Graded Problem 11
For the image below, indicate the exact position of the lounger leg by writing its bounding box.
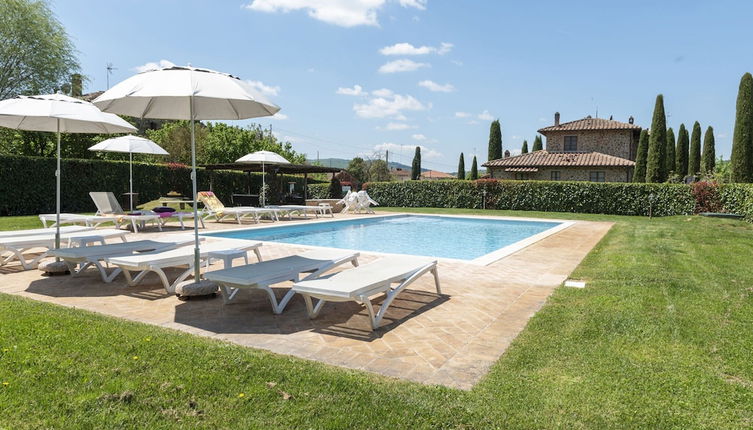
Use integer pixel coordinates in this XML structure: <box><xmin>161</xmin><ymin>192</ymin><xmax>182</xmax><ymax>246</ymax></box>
<box><xmin>302</xmin><ymin>294</ymin><xmax>327</xmax><ymax>318</ymax></box>
<box><xmin>357</xmin><ymin>295</ymin><xmax>381</xmax><ymax>330</ymax></box>
<box><xmin>431</xmin><ymin>267</ymin><xmax>442</xmax><ymax>295</ymax></box>
<box><xmin>258</xmin><ymin>285</ymin><xmax>288</xmax><ymax>314</ymax></box>
<box><xmin>253</xmin><ymin>248</ymin><xmax>262</xmax><ymax>262</ymax></box>
<box><xmin>219</xmin><ymin>284</ymin><xmax>239</xmax><ymax>303</ymax></box>
<box><xmin>199</xmin><ymin>217</ymin><xmax>205</xmax><ymax>229</ymax></box>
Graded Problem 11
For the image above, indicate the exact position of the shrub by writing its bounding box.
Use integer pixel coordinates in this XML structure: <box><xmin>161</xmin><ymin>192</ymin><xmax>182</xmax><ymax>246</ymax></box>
<box><xmin>690</xmin><ymin>181</ymin><xmax>722</xmax><ymax>213</ymax></box>
<box><xmin>306</xmin><ymin>183</ymin><xmax>330</xmax><ymax>199</ymax></box>
<box><xmin>363</xmin><ymin>180</ymin><xmax>696</xmax><ymax>217</ymax></box>
<box><xmin>327</xmin><ymin>177</ymin><xmax>342</xmax><ymax>199</ymax></box>
<box><xmin>719</xmin><ymin>183</ymin><xmax>753</xmax><ymax>220</ymax></box>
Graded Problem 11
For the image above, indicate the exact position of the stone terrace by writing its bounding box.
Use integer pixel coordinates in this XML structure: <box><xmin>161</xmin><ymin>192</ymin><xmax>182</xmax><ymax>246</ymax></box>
<box><xmin>0</xmin><ymin>212</ymin><xmax>611</xmax><ymax>389</ymax></box>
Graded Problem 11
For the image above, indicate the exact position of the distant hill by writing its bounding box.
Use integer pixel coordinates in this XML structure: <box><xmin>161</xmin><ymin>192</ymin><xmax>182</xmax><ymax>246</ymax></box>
<box><xmin>308</xmin><ymin>158</ymin><xmax>426</xmax><ymax>172</ymax></box>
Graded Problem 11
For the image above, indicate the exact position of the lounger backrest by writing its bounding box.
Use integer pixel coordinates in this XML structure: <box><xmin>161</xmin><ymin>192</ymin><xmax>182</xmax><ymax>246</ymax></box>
<box><xmin>197</xmin><ymin>191</ymin><xmax>226</xmax><ymax>214</ymax></box>
<box><xmin>90</xmin><ymin>192</ymin><xmax>125</xmax><ymax>215</ymax></box>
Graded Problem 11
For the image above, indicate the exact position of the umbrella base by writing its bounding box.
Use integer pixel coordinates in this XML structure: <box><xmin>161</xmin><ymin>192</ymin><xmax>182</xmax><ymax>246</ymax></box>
<box><xmin>39</xmin><ymin>260</ymin><xmax>70</xmax><ymax>276</ymax></box>
<box><xmin>175</xmin><ymin>280</ymin><xmax>218</xmax><ymax>300</ymax></box>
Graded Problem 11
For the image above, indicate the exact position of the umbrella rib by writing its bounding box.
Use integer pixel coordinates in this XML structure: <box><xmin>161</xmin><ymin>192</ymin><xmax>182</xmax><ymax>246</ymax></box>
<box><xmin>225</xmin><ymin>99</ymin><xmax>240</xmax><ymax>120</ymax></box>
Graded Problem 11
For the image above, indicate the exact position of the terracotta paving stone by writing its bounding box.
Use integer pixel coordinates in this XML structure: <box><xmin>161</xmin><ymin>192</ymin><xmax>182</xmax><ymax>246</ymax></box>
<box><xmin>0</xmin><ymin>211</ymin><xmax>611</xmax><ymax>389</ymax></box>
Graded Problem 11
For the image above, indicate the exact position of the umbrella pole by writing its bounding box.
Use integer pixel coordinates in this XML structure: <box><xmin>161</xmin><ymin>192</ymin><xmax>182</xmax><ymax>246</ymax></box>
<box><xmin>129</xmin><ymin>151</ymin><xmax>133</xmax><ymax>211</ymax></box>
<box><xmin>190</xmin><ymin>98</ymin><xmax>201</xmax><ymax>282</ymax></box>
<box><xmin>55</xmin><ymin>119</ymin><xmax>61</xmax><ymax>253</ymax></box>
<box><xmin>262</xmin><ymin>162</ymin><xmax>265</xmax><ymax>206</ymax></box>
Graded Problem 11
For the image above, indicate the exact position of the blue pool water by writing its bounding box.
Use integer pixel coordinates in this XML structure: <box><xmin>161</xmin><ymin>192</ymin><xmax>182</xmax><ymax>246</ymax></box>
<box><xmin>206</xmin><ymin>215</ymin><xmax>562</xmax><ymax>261</ymax></box>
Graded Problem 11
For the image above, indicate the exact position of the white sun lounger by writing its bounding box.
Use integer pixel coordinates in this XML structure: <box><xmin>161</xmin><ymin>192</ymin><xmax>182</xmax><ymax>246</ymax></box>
<box><xmin>0</xmin><ymin>225</ymin><xmax>92</xmax><ymax>239</ymax></box>
<box><xmin>197</xmin><ymin>191</ymin><xmax>279</xmax><ymax>224</ymax></box>
<box><xmin>0</xmin><ymin>228</ymin><xmax>129</xmax><ymax>270</ymax></box>
<box><xmin>204</xmin><ymin>249</ymin><xmax>360</xmax><ymax>314</ymax></box>
<box><xmin>38</xmin><ymin>213</ymin><xmax>122</xmax><ymax>228</ymax></box>
<box><xmin>265</xmin><ymin>205</ymin><xmax>333</xmax><ymax>219</ymax></box>
<box><xmin>90</xmin><ymin>192</ymin><xmax>167</xmax><ymax>232</ymax></box>
<box><xmin>106</xmin><ymin>239</ymin><xmax>263</xmax><ymax>294</ymax></box>
<box><xmin>292</xmin><ymin>256</ymin><xmax>441</xmax><ymax>330</ymax></box>
<box><xmin>49</xmin><ymin>236</ymin><xmax>196</xmax><ymax>282</ymax></box>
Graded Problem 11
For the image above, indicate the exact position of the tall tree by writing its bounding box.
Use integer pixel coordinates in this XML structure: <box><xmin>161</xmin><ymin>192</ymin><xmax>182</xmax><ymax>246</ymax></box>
<box><xmin>487</xmin><ymin>120</ymin><xmax>502</xmax><ymax>161</ymax></box>
<box><xmin>702</xmin><ymin>126</ymin><xmax>716</xmax><ymax>175</ymax></box>
<box><xmin>645</xmin><ymin>94</ymin><xmax>668</xmax><ymax>182</ymax></box>
<box><xmin>470</xmin><ymin>156</ymin><xmax>478</xmax><ymax>180</ymax></box>
<box><xmin>346</xmin><ymin>157</ymin><xmax>368</xmax><ymax>184</ymax></box>
<box><xmin>689</xmin><ymin>121</ymin><xmax>702</xmax><ymax>176</ymax></box>
<box><xmin>532</xmin><ymin>135</ymin><xmax>543</xmax><ymax>151</ymax></box>
<box><xmin>0</xmin><ymin>0</ymin><xmax>79</xmax><ymax>99</ymax></box>
<box><xmin>521</xmin><ymin>140</ymin><xmax>528</xmax><ymax>154</ymax></box>
<box><xmin>665</xmin><ymin>127</ymin><xmax>676</xmax><ymax>175</ymax></box>
<box><xmin>411</xmin><ymin>146</ymin><xmax>421</xmax><ymax>180</ymax></box>
<box><xmin>633</xmin><ymin>129</ymin><xmax>649</xmax><ymax>183</ymax></box>
<box><xmin>457</xmin><ymin>152</ymin><xmax>466</xmax><ymax>179</ymax></box>
<box><xmin>676</xmin><ymin>124</ymin><xmax>689</xmax><ymax>178</ymax></box>
<box><xmin>731</xmin><ymin>73</ymin><xmax>753</xmax><ymax>182</ymax></box>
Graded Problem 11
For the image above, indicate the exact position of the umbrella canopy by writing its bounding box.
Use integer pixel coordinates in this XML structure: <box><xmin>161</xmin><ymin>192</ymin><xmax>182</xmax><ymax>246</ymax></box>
<box><xmin>93</xmin><ymin>66</ymin><xmax>281</xmax><ymax>285</ymax></box>
<box><xmin>236</xmin><ymin>151</ymin><xmax>290</xmax><ymax>206</ymax></box>
<box><xmin>0</xmin><ymin>93</ymin><xmax>136</xmax><ymax>254</ymax></box>
<box><xmin>89</xmin><ymin>135</ymin><xmax>169</xmax><ymax>211</ymax></box>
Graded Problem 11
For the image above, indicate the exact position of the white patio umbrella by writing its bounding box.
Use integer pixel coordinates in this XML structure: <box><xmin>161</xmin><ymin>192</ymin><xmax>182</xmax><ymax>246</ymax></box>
<box><xmin>88</xmin><ymin>135</ymin><xmax>169</xmax><ymax>211</ymax></box>
<box><xmin>93</xmin><ymin>66</ymin><xmax>280</xmax><ymax>286</ymax></box>
<box><xmin>236</xmin><ymin>150</ymin><xmax>290</xmax><ymax>205</ymax></box>
<box><xmin>0</xmin><ymin>93</ymin><xmax>136</xmax><ymax>255</ymax></box>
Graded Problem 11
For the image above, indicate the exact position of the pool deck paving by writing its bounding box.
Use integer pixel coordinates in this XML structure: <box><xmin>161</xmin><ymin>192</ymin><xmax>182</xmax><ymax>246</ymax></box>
<box><xmin>0</xmin><ymin>211</ymin><xmax>612</xmax><ymax>389</ymax></box>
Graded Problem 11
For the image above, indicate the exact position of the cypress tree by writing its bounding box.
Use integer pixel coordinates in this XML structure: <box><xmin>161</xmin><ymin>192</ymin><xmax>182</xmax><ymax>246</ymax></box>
<box><xmin>645</xmin><ymin>94</ymin><xmax>668</xmax><ymax>182</ymax></box>
<box><xmin>532</xmin><ymin>135</ymin><xmax>543</xmax><ymax>151</ymax></box>
<box><xmin>470</xmin><ymin>156</ymin><xmax>478</xmax><ymax>180</ymax></box>
<box><xmin>411</xmin><ymin>146</ymin><xmax>421</xmax><ymax>180</ymax></box>
<box><xmin>665</xmin><ymin>127</ymin><xmax>676</xmax><ymax>174</ymax></box>
<box><xmin>689</xmin><ymin>121</ymin><xmax>702</xmax><ymax>176</ymax></box>
<box><xmin>731</xmin><ymin>72</ymin><xmax>753</xmax><ymax>182</ymax></box>
<box><xmin>487</xmin><ymin>120</ymin><xmax>502</xmax><ymax>161</ymax></box>
<box><xmin>521</xmin><ymin>140</ymin><xmax>528</xmax><ymax>154</ymax></box>
<box><xmin>633</xmin><ymin>129</ymin><xmax>649</xmax><ymax>183</ymax></box>
<box><xmin>676</xmin><ymin>124</ymin><xmax>689</xmax><ymax>177</ymax></box>
<box><xmin>702</xmin><ymin>126</ymin><xmax>716</xmax><ymax>175</ymax></box>
<box><xmin>457</xmin><ymin>153</ymin><xmax>465</xmax><ymax>179</ymax></box>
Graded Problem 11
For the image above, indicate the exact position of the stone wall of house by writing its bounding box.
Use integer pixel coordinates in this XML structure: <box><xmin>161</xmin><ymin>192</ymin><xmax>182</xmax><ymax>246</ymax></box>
<box><xmin>543</xmin><ymin>130</ymin><xmax>638</xmax><ymax>160</ymax></box>
<box><xmin>490</xmin><ymin>166</ymin><xmax>632</xmax><ymax>182</ymax></box>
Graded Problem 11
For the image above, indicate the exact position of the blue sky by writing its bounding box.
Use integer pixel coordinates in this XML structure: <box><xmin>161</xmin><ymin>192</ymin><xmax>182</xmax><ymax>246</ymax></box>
<box><xmin>52</xmin><ymin>0</ymin><xmax>753</xmax><ymax>171</ymax></box>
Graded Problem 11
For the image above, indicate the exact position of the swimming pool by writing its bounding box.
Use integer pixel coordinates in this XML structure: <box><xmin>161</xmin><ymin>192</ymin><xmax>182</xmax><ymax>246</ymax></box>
<box><xmin>205</xmin><ymin>214</ymin><xmax>570</xmax><ymax>264</ymax></box>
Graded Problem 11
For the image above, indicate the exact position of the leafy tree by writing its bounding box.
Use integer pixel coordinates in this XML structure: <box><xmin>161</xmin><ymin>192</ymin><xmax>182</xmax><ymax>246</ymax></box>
<box><xmin>665</xmin><ymin>127</ymin><xmax>676</xmax><ymax>174</ymax></box>
<box><xmin>633</xmin><ymin>129</ymin><xmax>649</xmax><ymax>183</ymax></box>
<box><xmin>0</xmin><ymin>0</ymin><xmax>79</xmax><ymax>99</ymax></box>
<box><xmin>532</xmin><ymin>135</ymin><xmax>543</xmax><ymax>151</ymax></box>
<box><xmin>689</xmin><ymin>121</ymin><xmax>702</xmax><ymax>176</ymax></box>
<box><xmin>521</xmin><ymin>140</ymin><xmax>528</xmax><ymax>154</ymax></box>
<box><xmin>327</xmin><ymin>177</ymin><xmax>342</xmax><ymax>199</ymax></box>
<box><xmin>457</xmin><ymin>153</ymin><xmax>465</xmax><ymax>179</ymax></box>
<box><xmin>411</xmin><ymin>146</ymin><xmax>421</xmax><ymax>180</ymax></box>
<box><xmin>645</xmin><ymin>94</ymin><xmax>667</xmax><ymax>182</ymax></box>
<box><xmin>487</xmin><ymin>120</ymin><xmax>502</xmax><ymax>161</ymax></box>
<box><xmin>470</xmin><ymin>156</ymin><xmax>478</xmax><ymax>180</ymax></box>
<box><xmin>368</xmin><ymin>159</ymin><xmax>392</xmax><ymax>182</ymax></box>
<box><xmin>731</xmin><ymin>73</ymin><xmax>753</xmax><ymax>182</ymax></box>
<box><xmin>702</xmin><ymin>126</ymin><xmax>716</xmax><ymax>175</ymax></box>
<box><xmin>676</xmin><ymin>124</ymin><xmax>689</xmax><ymax>177</ymax></box>
<box><xmin>346</xmin><ymin>157</ymin><xmax>368</xmax><ymax>184</ymax></box>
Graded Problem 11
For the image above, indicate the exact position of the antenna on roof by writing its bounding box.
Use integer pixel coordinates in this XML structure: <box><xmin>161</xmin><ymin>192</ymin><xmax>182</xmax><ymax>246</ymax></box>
<box><xmin>105</xmin><ymin>62</ymin><xmax>117</xmax><ymax>89</ymax></box>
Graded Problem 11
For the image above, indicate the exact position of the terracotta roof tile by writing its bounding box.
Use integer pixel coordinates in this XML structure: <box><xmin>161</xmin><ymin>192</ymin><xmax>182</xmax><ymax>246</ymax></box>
<box><xmin>504</xmin><ymin>167</ymin><xmax>539</xmax><ymax>172</ymax></box>
<box><xmin>482</xmin><ymin>151</ymin><xmax>635</xmax><ymax>168</ymax></box>
<box><xmin>538</xmin><ymin>117</ymin><xmax>640</xmax><ymax>133</ymax></box>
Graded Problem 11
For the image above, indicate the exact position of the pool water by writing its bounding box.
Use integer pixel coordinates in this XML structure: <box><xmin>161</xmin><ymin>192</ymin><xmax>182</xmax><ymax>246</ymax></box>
<box><xmin>205</xmin><ymin>215</ymin><xmax>563</xmax><ymax>262</ymax></box>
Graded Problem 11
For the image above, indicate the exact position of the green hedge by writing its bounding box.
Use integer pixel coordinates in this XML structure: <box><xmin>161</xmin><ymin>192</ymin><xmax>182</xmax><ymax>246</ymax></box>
<box><xmin>363</xmin><ymin>180</ymin><xmax>696</xmax><ymax>217</ymax></box>
<box><xmin>0</xmin><ymin>155</ymin><xmax>310</xmax><ymax>216</ymax></box>
<box><xmin>719</xmin><ymin>184</ymin><xmax>753</xmax><ymax>221</ymax></box>
<box><xmin>307</xmin><ymin>183</ymin><xmax>330</xmax><ymax>199</ymax></box>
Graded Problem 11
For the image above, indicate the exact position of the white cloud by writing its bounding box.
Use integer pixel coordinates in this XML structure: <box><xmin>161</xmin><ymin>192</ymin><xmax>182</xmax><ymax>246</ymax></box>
<box><xmin>379</xmin><ymin>41</ymin><xmax>452</xmax><ymax>56</ymax></box>
<box><xmin>336</xmin><ymin>84</ymin><xmax>365</xmax><ymax>96</ymax></box>
<box><xmin>381</xmin><ymin>122</ymin><xmax>415</xmax><ymax>130</ymax></box>
<box><xmin>467</xmin><ymin>120</ymin><xmax>479</xmax><ymax>125</ymax></box>
<box><xmin>134</xmin><ymin>59</ymin><xmax>175</xmax><ymax>73</ymax></box>
<box><xmin>371</xmin><ymin>88</ymin><xmax>394</xmax><ymax>97</ymax></box>
<box><xmin>412</xmin><ymin>133</ymin><xmax>427</xmax><ymax>141</ymax></box>
<box><xmin>246</xmin><ymin>80</ymin><xmax>280</xmax><ymax>96</ymax></box>
<box><xmin>398</xmin><ymin>0</ymin><xmax>427</xmax><ymax>10</ymax></box>
<box><xmin>418</xmin><ymin>80</ymin><xmax>455</xmax><ymax>92</ymax></box>
<box><xmin>270</xmin><ymin>112</ymin><xmax>288</xmax><ymax>120</ymax></box>
<box><xmin>478</xmin><ymin>110</ymin><xmax>494</xmax><ymax>121</ymax></box>
<box><xmin>451</xmin><ymin>59</ymin><xmax>463</xmax><ymax>66</ymax></box>
<box><xmin>378</xmin><ymin>59</ymin><xmax>430</xmax><ymax>73</ymax></box>
<box><xmin>373</xmin><ymin>142</ymin><xmax>442</xmax><ymax>158</ymax></box>
<box><xmin>455</xmin><ymin>112</ymin><xmax>471</xmax><ymax>118</ymax></box>
<box><xmin>353</xmin><ymin>91</ymin><xmax>428</xmax><ymax>118</ymax></box>
<box><xmin>246</xmin><ymin>0</ymin><xmax>386</xmax><ymax>27</ymax></box>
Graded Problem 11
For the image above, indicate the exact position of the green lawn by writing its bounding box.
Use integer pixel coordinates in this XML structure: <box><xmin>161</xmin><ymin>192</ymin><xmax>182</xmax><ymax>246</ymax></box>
<box><xmin>2</xmin><ymin>208</ymin><xmax>753</xmax><ymax>428</ymax></box>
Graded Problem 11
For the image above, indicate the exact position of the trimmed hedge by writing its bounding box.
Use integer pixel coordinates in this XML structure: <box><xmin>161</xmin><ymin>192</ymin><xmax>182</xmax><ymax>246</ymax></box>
<box><xmin>719</xmin><ymin>184</ymin><xmax>753</xmax><ymax>221</ymax></box>
<box><xmin>307</xmin><ymin>183</ymin><xmax>330</xmax><ymax>199</ymax></box>
<box><xmin>0</xmin><ymin>155</ymin><xmax>309</xmax><ymax>216</ymax></box>
<box><xmin>363</xmin><ymin>180</ymin><xmax>696</xmax><ymax>217</ymax></box>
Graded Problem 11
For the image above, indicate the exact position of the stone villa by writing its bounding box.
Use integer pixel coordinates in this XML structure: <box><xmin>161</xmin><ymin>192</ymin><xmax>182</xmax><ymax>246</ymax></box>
<box><xmin>483</xmin><ymin>113</ymin><xmax>641</xmax><ymax>182</ymax></box>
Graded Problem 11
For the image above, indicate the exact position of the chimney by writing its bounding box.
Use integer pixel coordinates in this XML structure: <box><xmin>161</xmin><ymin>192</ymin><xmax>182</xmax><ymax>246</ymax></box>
<box><xmin>504</xmin><ymin>150</ymin><xmax>510</xmax><ymax>158</ymax></box>
<box><xmin>628</xmin><ymin>116</ymin><xmax>634</xmax><ymax>124</ymax></box>
<box><xmin>554</xmin><ymin>112</ymin><xmax>560</xmax><ymax>126</ymax></box>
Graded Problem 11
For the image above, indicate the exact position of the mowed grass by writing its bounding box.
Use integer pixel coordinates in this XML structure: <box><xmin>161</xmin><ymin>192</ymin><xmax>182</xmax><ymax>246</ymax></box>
<box><xmin>2</xmin><ymin>208</ymin><xmax>753</xmax><ymax>428</ymax></box>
